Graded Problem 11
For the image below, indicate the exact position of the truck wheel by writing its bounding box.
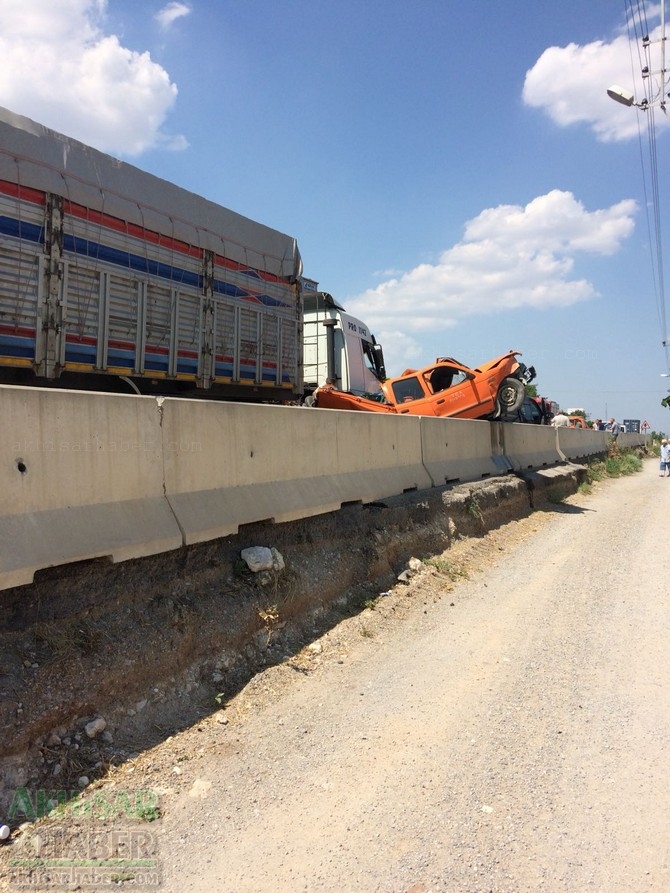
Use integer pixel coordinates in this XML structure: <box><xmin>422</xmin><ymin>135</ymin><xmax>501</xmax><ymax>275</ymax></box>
<box><xmin>496</xmin><ymin>377</ymin><xmax>525</xmax><ymax>415</ymax></box>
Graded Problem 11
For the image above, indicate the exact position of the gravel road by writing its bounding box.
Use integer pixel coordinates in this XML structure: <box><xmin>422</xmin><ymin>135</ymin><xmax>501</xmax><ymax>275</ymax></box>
<box><xmin>156</xmin><ymin>458</ymin><xmax>669</xmax><ymax>893</ymax></box>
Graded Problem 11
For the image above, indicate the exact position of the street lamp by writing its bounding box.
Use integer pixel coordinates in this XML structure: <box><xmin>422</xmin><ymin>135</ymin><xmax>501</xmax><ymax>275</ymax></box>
<box><xmin>607</xmin><ymin>82</ymin><xmax>663</xmax><ymax>112</ymax></box>
<box><xmin>607</xmin><ymin>85</ymin><xmax>637</xmax><ymax>107</ymax></box>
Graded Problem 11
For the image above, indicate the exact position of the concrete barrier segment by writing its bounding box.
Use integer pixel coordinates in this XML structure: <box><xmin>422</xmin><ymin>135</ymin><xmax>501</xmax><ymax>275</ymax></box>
<box><xmin>557</xmin><ymin>428</ymin><xmax>609</xmax><ymax>461</ymax></box>
<box><xmin>618</xmin><ymin>432</ymin><xmax>646</xmax><ymax>449</ymax></box>
<box><xmin>162</xmin><ymin>400</ymin><xmax>432</xmax><ymax>544</ymax></box>
<box><xmin>0</xmin><ymin>385</ymin><xmax>182</xmax><ymax>588</ymax></box>
<box><xmin>420</xmin><ymin>416</ymin><xmax>509</xmax><ymax>486</ymax></box>
<box><xmin>501</xmin><ymin>423</ymin><xmax>563</xmax><ymax>470</ymax></box>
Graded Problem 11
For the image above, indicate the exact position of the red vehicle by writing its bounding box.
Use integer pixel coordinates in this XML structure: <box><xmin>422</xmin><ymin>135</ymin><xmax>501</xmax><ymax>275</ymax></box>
<box><xmin>531</xmin><ymin>397</ymin><xmax>560</xmax><ymax>419</ymax></box>
<box><xmin>314</xmin><ymin>350</ymin><xmax>535</xmax><ymax>420</ymax></box>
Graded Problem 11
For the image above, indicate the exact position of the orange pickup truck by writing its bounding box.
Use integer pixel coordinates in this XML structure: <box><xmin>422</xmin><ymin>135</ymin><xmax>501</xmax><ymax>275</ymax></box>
<box><xmin>314</xmin><ymin>350</ymin><xmax>535</xmax><ymax>420</ymax></box>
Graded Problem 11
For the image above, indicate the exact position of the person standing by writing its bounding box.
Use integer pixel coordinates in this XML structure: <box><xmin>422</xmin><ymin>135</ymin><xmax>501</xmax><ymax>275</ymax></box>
<box><xmin>660</xmin><ymin>439</ymin><xmax>670</xmax><ymax>477</ymax></box>
<box><xmin>609</xmin><ymin>418</ymin><xmax>621</xmax><ymax>438</ymax></box>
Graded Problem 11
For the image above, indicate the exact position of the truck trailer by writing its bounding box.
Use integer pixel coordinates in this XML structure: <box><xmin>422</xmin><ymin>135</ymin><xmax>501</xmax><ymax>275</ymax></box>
<box><xmin>0</xmin><ymin>106</ymin><xmax>384</xmax><ymax>402</ymax></box>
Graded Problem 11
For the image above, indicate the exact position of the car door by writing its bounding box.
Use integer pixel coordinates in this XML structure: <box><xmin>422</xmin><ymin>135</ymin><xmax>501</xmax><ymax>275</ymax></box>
<box><xmin>424</xmin><ymin>365</ymin><xmax>493</xmax><ymax>418</ymax></box>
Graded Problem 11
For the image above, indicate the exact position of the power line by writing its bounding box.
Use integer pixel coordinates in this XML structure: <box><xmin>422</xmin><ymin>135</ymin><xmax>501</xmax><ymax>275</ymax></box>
<box><xmin>623</xmin><ymin>0</ymin><xmax>669</xmax><ymax>370</ymax></box>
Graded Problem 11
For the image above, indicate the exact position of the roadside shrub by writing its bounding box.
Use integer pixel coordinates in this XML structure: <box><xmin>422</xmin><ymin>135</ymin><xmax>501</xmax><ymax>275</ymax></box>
<box><xmin>618</xmin><ymin>452</ymin><xmax>642</xmax><ymax>475</ymax></box>
<box><xmin>585</xmin><ymin>460</ymin><xmax>606</xmax><ymax>483</ymax></box>
<box><xmin>604</xmin><ymin>456</ymin><xmax>621</xmax><ymax>477</ymax></box>
<box><xmin>587</xmin><ymin>447</ymin><xmax>642</xmax><ymax>483</ymax></box>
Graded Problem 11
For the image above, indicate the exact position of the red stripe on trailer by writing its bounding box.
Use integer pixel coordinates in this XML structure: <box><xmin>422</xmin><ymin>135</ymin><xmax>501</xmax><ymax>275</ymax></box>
<box><xmin>65</xmin><ymin>333</ymin><xmax>96</xmax><ymax>344</ymax></box>
<box><xmin>64</xmin><ymin>200</ymin><xmax>203</xmax><ymax>260</ymax></box>
<box><xmin>0</xmin><ymin>179</ymin><xmax>46</xmax><ymax>206</ymax></box>
<box><xmin>0</xmin><ymin>323</ymin><xmax>37</xmax><ymax>337</ymax></box>
<box><xmin>213</xmin><ymin>251</ymin><xmax>284</xmax><ymax>284</ymax></box>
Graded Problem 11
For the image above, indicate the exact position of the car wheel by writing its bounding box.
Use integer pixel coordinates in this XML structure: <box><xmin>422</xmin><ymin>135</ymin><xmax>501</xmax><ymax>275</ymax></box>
<box><xmin>496</xmin><ymin>377</ymin><xmax>525</xmax><ymax>415</ymax></box>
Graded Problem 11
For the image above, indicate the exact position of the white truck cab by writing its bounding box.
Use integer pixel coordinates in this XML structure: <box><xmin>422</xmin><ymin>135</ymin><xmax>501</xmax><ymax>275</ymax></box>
<box><xmin>302</xmin><ymin>290</ymin><xmax>386</xmax><ymax>398</ymax></box>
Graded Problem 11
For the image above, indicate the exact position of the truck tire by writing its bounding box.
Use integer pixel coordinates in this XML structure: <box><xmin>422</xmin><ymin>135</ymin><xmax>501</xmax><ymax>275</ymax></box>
<box><xmin>495</xmin><ymin>377</ymin><xmax>525</xmax><ymax>416</ymax></box>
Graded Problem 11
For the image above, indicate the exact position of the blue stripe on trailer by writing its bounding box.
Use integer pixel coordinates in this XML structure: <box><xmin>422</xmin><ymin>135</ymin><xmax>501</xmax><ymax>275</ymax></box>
<box><xmin>0</xmin><ymin>332</ymin><xmax>35</xmax><ymax>358</ymax></box>
<box><xmin>0</xmin><ymin>215</ymin><xmax>44</xmax><ymax>244</ymax></box>
<box><xmin>63</xmin><ymin>342</ymin><xmax>96</xmax><ymax>364</ymax></box>
<box><xmin>144</xmin><ymin>357</ymin><xmax>169</xmax><ymax>372</ymax></box>
<box><xmin>0</xmin><ymin>215</ymin><xmax>293</xmax><ymax>309</ymax></box>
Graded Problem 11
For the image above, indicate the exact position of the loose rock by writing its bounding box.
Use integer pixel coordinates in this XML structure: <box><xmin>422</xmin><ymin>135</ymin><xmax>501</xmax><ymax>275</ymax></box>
<box><xmin>84</xmin><ymin>717</ymin><xmax>106</xmax><ymax>739</ymax></box>
<box><xmin>241</xmin><ymin>546</ymin><xmax>285</xmax><ymax>573</ymax></box>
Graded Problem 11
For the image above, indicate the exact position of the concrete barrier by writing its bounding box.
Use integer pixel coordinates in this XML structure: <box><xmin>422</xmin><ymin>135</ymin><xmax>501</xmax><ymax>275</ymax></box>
<box><xmin>420</xmin><ymin>417</ymin><xmax>510</xmax><ymax>485</ymax></box>
<box><xmin>0</xmin><ymin>384</ymin><xmax>654</xmax><ymax>590</ymax></box>
<box><xmin>0</xmin><ymin>385</ymin><xmax>182</xmax><ymax>589</ymax></box>
<box><xmin>618</xmin><ymin>432</ymin><xmax>646</xmax><ymax>449</ymax></box>
<box><xmin>557</xmin><ymin>428</ymin><xmax>609</xmax><ymax>461</ymax></box>
<box><xmin>501</xmin><ymin>422</ymin><xmax>563</xmax><ymax>471</ymax></box>
<box><xmin>557</xmin><ymin>429</ymin><xmax>645</xmax><ymax>460</ymax></box>
<box><xmin>162</xmin><ymin>400</ymin><xmax>432</xmax><ymax>544</ymax></box>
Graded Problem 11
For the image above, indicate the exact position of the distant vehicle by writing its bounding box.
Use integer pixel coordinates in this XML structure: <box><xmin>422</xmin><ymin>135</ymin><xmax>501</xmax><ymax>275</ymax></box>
<box><xmin>502</xmin><ymin>396</ymin><xmax>550</xmax><ymax>424</ymax></box>
<box><xmin>568</xmin><ymin>416</ymin><xmax>587</xmax><ymax>428</ymax></box>
<box><xmin>314</xmin><ymin>351</ymin><xmax>535</xmax><ymax>420</ymax></box>
<box><xmin>598</xmin><ymin>420</ymin><xmax>625</xmax><ymax>432</ymax></box>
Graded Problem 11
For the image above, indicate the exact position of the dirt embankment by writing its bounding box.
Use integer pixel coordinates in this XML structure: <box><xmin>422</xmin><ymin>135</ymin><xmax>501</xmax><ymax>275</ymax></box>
<box><xmin>0</xmin><ymin>465</ymin><xmax>582</xmax><ymax>816</ymax></box>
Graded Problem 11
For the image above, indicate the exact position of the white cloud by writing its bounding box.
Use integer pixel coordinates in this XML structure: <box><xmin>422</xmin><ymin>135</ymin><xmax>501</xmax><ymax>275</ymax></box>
<box><xmin>373</xmin><ymin>330</ymin><xmax>427</xmax><ymax>372</ymax></box>
<box><xmin>523</xmin><ymin>19</ymin><xmax>670</xmax><ymax>142</ymax></box>
<box><xmin>0</xmin><ymin>0</ymin><xmax>186</xmax><ymax>156</ymax></box>
<box><xmin>156</xmin><ymin>2</ymin><xmax>191</xmax><ymax>30</ymax></box>
<box><xmin>347</xmin><ymin>190</ymin><xmax>637</xmax><ymax>340</ymax></box>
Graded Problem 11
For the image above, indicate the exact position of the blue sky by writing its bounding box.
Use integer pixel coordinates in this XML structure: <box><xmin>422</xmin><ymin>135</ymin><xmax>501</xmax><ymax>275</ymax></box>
<box><xmin>1</xmin><ymin>0</ymin><xmax>669</xmax><ymax>429</ymax></box>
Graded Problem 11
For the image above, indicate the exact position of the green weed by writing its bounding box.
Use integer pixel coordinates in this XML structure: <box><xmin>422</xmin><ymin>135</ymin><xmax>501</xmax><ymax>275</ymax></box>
<box><xmin>136</xmin><ymin>803</ymin><xmax>161</xmax><ymax>822</ymax></box>
<box><xmin>423</xmin><ymin>556</ymin><xmax>469</xmax><ymax>581</ymax></box>
<box><xmin>618</xmin><ymin>453</ymin><xmax>642</xmax><ymax>475</ymax></box>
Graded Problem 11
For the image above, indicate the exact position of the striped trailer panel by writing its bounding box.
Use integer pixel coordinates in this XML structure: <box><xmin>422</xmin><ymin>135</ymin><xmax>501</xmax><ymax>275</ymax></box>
<box><xmin>0</xmin><ymin>106</ymin><xmax>303</xmax><ymax>398</ymax></box>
